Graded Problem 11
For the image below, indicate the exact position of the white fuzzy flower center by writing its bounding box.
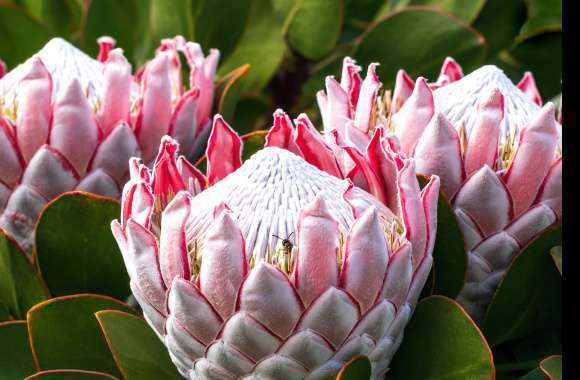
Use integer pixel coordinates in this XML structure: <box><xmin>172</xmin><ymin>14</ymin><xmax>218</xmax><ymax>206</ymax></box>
<box><xmin>185</xmin><ymin>147</ymin><xmax>397</xmax><ymax>265</ymax></box>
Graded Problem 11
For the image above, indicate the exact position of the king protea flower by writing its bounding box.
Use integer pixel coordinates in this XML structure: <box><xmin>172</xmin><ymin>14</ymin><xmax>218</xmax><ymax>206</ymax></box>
<box><xmin>111</xmin><ymin>114</ymin><xmax>440</xmax><ymax>379</ymax></box>
<box><xmin>309</xmin><ymin>57</ymin><xmax>561</xmax><ymax>321</ymax></box>
<box><xmin>0</xmin><ymin>36</ymin><xmax>218</xmax><ymax>253</ymax></box>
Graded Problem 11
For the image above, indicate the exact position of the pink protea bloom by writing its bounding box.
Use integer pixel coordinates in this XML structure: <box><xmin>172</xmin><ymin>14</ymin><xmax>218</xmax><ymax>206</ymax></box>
<box><xmin>111</xmin><ymin>114</ymin><xmax>440</xmax><ymax>379</ymax></box>
<box><xmin>312</xmin><ymin>57</ymin><xmax>561</xmax><ymax>321</ymax></box>
<box><xmin>0</xmin><ymin>37</ymin><xmax>219</xmax><ymax>253</ymax></box>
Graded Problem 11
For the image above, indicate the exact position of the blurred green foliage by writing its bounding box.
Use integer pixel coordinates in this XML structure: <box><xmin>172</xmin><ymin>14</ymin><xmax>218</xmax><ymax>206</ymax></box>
<box><xmin>0</xmin><ymin>0</ymin><xmax>561</xmax><ymax>134</ymax></box>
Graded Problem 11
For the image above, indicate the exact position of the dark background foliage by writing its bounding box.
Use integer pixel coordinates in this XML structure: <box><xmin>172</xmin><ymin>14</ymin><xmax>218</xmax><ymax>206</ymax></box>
<box><xmin>0</xmin><ymin>0</ymin><xmax>562</xmax><ymax>134</ymax></box>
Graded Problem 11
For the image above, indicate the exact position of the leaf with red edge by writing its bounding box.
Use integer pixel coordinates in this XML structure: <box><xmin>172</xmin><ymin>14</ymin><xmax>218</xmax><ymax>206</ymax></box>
<box><xmin>0</xmin><ymin>321</ymin><xmax>36</xmax><ymax>379</ymax></box>
<box><xmin>24</xmin><ymin>369</ymin><xmax>118</xmax><ymax>379</ymax></box>
<box><xmin>483</xmin><ymin>226</ymin><xmax>562</xmax><ymax>346</ymax></box>
<box><xmin>0</xmin><ymin>229</ymin><xmax>49</xmax><ymax>321</ymax></box>
<box><xmin>27</xmin><ymin>294</ymin><xmax>134</xmax><ymax>377</ymax></box>
<box><xmin>35</xmin><ymin>192</ymin><xmax>130</xmax><ymax>301</ymax></box>
<box><xmin>389</xmin><ymin>295</ymin><xmax>495</xmax><ymax>380</ymax></box>
<box><xmin>96</xmin><ymin>310</ymin><xmax>181</xmax><ymax>380</ymax></box>
<box><xmin>540</xmin><ymin>355</ymin><xmax>562</xmax><ymax>380</ymax></box>
<box><xmin>336</xmin><ymin>355</ymin><xmax>372</xmax><ymax>380</ymax></box>
<box><xmin>215</xmin><ymin>64</ymin><xmax>251</xmax><ymax>121</ymax></box>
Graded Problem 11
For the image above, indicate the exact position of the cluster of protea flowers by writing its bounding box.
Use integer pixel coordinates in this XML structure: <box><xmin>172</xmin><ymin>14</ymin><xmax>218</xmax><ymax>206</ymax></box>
<box><xmin>0</xmin><ymin>36</ymin><xmax>218</xmax><ymax>254</ymax></box>
<box><xmin>112</xmin><ymin>111</ymin><xmax>440</xmax><ymax>378</ymax></box>
<box><xmin>304</xmin><ymin>57</ymin><xmax>561</xmax><ymax>321</ymax></box>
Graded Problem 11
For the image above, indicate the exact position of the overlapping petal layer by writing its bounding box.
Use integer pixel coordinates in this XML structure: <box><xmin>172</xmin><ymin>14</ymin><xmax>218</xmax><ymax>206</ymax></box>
<box><xmin>0</xmin><ymin>37</ymin><xmax>219</xmax><ymax>254</ymax></box>
<box><xmin>113</xmin><ymin>125</ymin><xmax>439</xmax><ymax>378</ymax></box>
<box><xmin>308</xmin><ymin>57</ymin><xmax>561</xmax><ymax>321</ymax></box>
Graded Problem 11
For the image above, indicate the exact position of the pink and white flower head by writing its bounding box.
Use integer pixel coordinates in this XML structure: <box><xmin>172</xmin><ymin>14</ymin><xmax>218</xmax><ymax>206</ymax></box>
<box><xmin>314</xmin><ymin>56</ymin><xmax>562</xmax><ymax>321</ymax></box>
<box><xmin>112</xmin><ymin>114</ymin><xmax>440</xmax><ymax>379</ymax></box>
<box><xmin>0</xmin><ymin>37</ymin><xmax>219</xmax><ymax>254</ymax></box>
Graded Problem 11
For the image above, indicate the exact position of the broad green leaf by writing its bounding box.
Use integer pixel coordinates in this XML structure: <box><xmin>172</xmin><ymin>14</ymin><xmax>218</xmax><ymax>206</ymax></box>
<box><xmin>35</xmin><ymin>193</ymin><xmax>130</xmax><ymax>300</ymax></box>
<box><xmin>473</xmin><ymin>0</ymin><xmax>527</xmax><ymax>56</ymax></box>
<box><xmin>0</xmin><ymin>321</ymin><xmax>36</xmax><ymax>379</ymax></box>
<box><xmin>510</xmin><ymin>32</ymin><xmax>562</xmax><ymax>100</ymax></box>
<box><xmin>550</xmin><ymin>246</ymin><xmax>561</xmax><ymax>275</ymax></box>
<box><xmin>218</xmin><ymin>0</ymin><xmax>288</xmax><ymax>91</ymax></box>
<box><xmin>27</xmin><ymin>294</ymin><xmax>134</xmax><ymax>376</ymax></box>
<box><xmin>191</xmin><ymin>0</ymin><xmax>252</xmax><ymax>61</ymax></box>
<box><xmin>25</xmin><ymin>370</ymin><xmax>118</xmax><ymax>379</ymax></box>
<box><xmin>539</xmin><ymin>356</ymin><xmax>561</xmax><ymax>380</ymax></box>
<box><xmin>417</xmin><ymin>175</ymin><xmax>467</xmax><ymax>298</ymax></box>
<box><xmin>231</xmin><ymin>94</ymin><xmax>274</xmax><ymax>135</ymax></box>
<box><xmin>510</xmin><ymin>327</ymin><xmax>561</xmax><ymax>365</ymax></box>
<box><xmin>483</xmin><ymin>226</ymin><xmax>562</xmax><ymax>346</ymax></box>
<box><xmin>286</xmin><ymin>0</ymin><xmax>343</xmax><ymax>60</ymax></box>
<box><xmin>135</xmin><ymin>0</ymin><xmax>193</xmax><ymax>63</ymax></box>
<box><xmin>96</xmin><ymin>310</ymin><xmax>182</xmax><ymax>380</ymax></box>
<box><xmin>520</xmin><ymin>369</ymin><xmax>548</xmax><ymax>380</ymax></box>
<box><xmin>20</xmin><ymin>0</ymin><xmax>81</xmax><ymax>36</ymax></box>
<box><xmin>389</xmin><ymin>295</ymin><xmax>495</xmax><ymax>380</ymax></box>
<box><xmin>241</xmin><ymin>130</ymin><xmax>268</xmax><ymax>161</ymax></box>
<box><xmin>0</xmin><ymin>300</ymin><xmax>11</xmax><ymax>321</ymax></box>
<box><xmin>0</xmin><ymin>230</ymin><xmax>49</xmax><ymax>320</ymax></box>
<box><xmin>81</xmin><ymin>0</ymin><xmax>142</xmax><ymax>61</ymax></box>
<box><xmin>409</xmin><ymin>0</ymin><xmax>486</xmax><ymax>23</ymax></box>
<box><xmin>0</xmin><ymin>5</ymin><xmax>54</xmax><ymax>67</ymax></box>
<box><xmin>355</xmin><ymin>8</ymin><xmax>486</xmax><ymax>89</ymax></box>
<box><xmin>336</xmin><ymin>356</ymin><xmax>371</xmax><ymax>379</ymax></box>
<box><xmin>346</xmin><ymin>0</ymin><xmax>391</xmax><ymax>22</ymax></box>
<box><xmin>518</xmin><ymin>0</ymin><xmax>561</xmax><ymax>41</ymax></box>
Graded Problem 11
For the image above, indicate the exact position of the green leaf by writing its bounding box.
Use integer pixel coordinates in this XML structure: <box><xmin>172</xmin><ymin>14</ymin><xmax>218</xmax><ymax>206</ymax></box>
<box><xmin>483</xmin><ymin>226</ymin><xmax>562</xmax><ymax>346</ymax></box>
<box><xmin>355</xmin><ymin>7</ymin><xmax>486</xmax><ymax>89</ymax></box>
<box><xmin>19</xmin><ymin>0</ymin><xmax>81</xmax><ymax>36</ymax></box>
<box><xmin>510</xmin><ymin>32</ymin><xmax>562</xmax><ymax>100</ymax></box>
<box><xmin>215</xmin><ymin>64</ymin><xmax>252</xmax><ymax>122</ymax></box>
<box><xmin>336</xmin><ymin>356</ymin><xmax>371</xmax><ymax>380</ymax></box>
<box><xmin>409</xmin><ymin>0</ymin><xmax>486</xmax><ymax>23</ymax></box>
<box><xmin>0</xmin><ymin>5</ymin><xmax>54</xmax><ymax>67</ymax></box>
<box><xmin>231</xmin><ymin>94</ymin><xmax>273</xmax><ymax>135</ymax></box>
<box><xmin>218</xmin><ymin>0</ymin><xmax>288</xmax><ymax>90</ymax></box>
<box><xmin>27</xmin><ymin>294</ymin><xmax>134</xmax><ymax>376</ymax></box>
<box><xmin>539</xmin><ymin>356</ymin><xmax>561</xmax><ymax>380</ymax></box>
<box><xmin>191</xmin><ymin>0</ymin><xmax>252</xmax><ymax>61</ymax></box>
<box><xmin>518</xmin><ymin>0</ymin><xmax>561</xmax><ymax>41</ymax></box>
<box><xmin>389</xmin><ymin>295</ymin><xmax>495</xmax><ymax>380</ymax></box>
<box><xmin>35</xmin><ymin>192</ymin><xmax>130</xmax><ymax>300</ymax></box>
<box><xmin>550</xmin><ymin>246</ymin><xmax>561</xmax><ymax>275</ymax></box>
<box><xmin>0</xmin><ymin>230</ymin><xmax>49</xmax><ymax>320</ymax></box>
<box><xmin>0</xmin><ymin>300</ymin><xmax>12</xmax><ymax>321</ymax></box>
<box><xmin>520</xmin><ymin>369</ymin><xmax>548</xmax><ymax>380</ymax></box>
<box><xmin>25</xmin><ymin>369</ymin><xmax>118</xmax><ymax>379</ymax></box>
<box><xmin>0</xmin><ymin>321</ymin><xmax>37</xmax><ymax>379</ymax></box>
<box><xmin>417</xmin><ymin>175</ymin><xmax>467</xmax><ymax>298</ymax></box>
<box><xmin>241</xmin><ymin>130</ymin><xmax>268</xmax><ymax>161</ymax></box>
<box><xmin>96</xmin><ymin>310</ymin><xmax>182</xmax><ymax>380</ymax></box>
<box><xmin>286</xmin><ymin>0</ymin><xmax>343</xmax><ymax>60</ymax></box>
<box><xmin>473</xmin><ymin>0</ymin><xmax>527</xmax><ymax>56</ymax></box>
<box><xmin>81</xmin><ymin>0</ymin><xmax>142</xmax><ymax>61</ymax></box>
<box><xmin>136</xmin><ymin>0</ymin><xmax>193</xmax><ymax>63</ymax></box>
<box><xmin>509</xmin><ymin>327</ymin><xmax>561</xmax><ymax>365</ymax></box>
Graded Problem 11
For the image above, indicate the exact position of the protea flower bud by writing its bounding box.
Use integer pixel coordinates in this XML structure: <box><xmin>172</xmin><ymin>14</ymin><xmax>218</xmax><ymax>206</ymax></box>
<box><xmin>111</xmin><ymin>118</ymin><xmax>440</xmax><ymax>378</ymax></box>
<box><xmin>0</xmin><ymin>37</ymin><xmax>219</xmax><ymax>254</ymax></box>
<box><xmin>313</xmin><ymin>57</ymin><xmax>561</xmax><ymax>321</ymax></box>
